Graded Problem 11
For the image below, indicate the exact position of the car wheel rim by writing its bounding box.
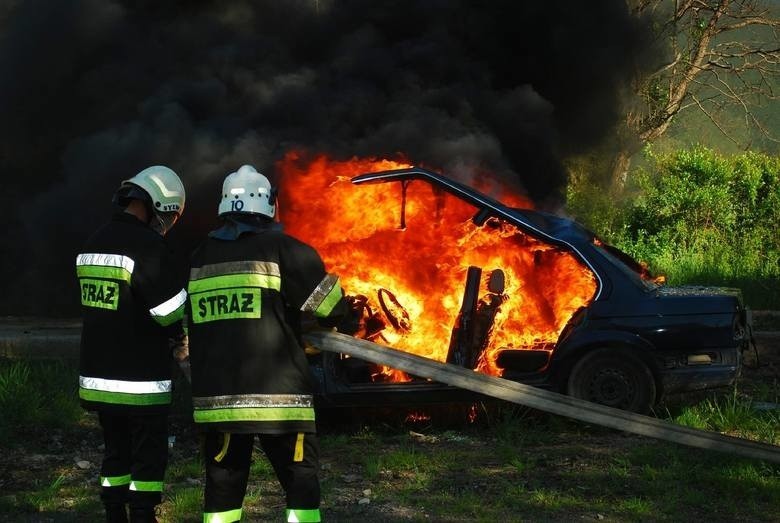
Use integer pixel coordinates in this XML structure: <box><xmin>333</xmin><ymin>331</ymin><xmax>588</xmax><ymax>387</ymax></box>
<box><xmin>588</xmin><ymin>369</ymin><xmax>634</xmax><ymax>408</ymax></box>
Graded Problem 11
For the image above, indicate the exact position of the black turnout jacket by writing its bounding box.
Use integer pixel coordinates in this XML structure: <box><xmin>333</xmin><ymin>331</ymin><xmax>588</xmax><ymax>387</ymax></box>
<box><xmin>187</xmin><ymin>218</ymin><xmax>347</xmax><ymax>434</ymax></box>
<box><xmin>76</xmin><ymin>212</ymin><xmax>186</xmax><ymax>413</ymax></box>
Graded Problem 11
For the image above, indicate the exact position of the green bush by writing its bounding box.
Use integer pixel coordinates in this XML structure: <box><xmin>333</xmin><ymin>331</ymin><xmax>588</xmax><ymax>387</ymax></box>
<box><xmin>567</xmin><ymin>147</ymin><xmax>780</xmax><ymax>308</ymax></box>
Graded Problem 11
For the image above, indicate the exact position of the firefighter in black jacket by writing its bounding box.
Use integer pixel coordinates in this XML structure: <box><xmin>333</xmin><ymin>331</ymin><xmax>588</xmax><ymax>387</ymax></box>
<box><xmin>76</xmin><ymin>166</ymin><xmax>188</xmax><ymax>523</ymax></box>
<box><xmin>187</xmin><ymin>164</ymin><xmax>349</xmax><ymax>523</ymax></box>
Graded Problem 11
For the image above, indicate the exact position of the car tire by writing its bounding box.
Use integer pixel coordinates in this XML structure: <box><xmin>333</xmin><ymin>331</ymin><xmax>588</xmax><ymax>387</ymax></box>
<box><xmin>566</xmin><ymin>348</ymin><xmax>656</xmax><ymax>414</ymax></box>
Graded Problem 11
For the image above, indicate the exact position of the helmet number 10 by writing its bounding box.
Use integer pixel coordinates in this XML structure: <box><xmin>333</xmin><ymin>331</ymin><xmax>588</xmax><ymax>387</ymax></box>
<box><xmin>231</xmin><ymin>200</ymin><xmax>244</xmax><ymax>212</ymax></box>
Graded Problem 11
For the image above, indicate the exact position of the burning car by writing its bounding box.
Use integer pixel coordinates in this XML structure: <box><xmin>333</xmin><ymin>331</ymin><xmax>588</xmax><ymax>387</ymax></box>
<box><xmin>278</xmin><ymin>156</ymin><xmax>751</xmax><ymax>414</ymax></box>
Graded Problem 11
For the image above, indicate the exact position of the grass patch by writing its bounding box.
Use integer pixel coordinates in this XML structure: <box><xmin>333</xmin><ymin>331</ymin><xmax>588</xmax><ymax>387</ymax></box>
<box><xmin>0</xmin><ymin>359</ymin><xmax>82</xmax><ymax>444</ymax></box>
<box><xmin>361</xmin><ymin>453</ymin><xmax>382</xmax><ymax>479</ymax></box>
<box><xmin>6</xmin><ymin>470</ymin><xmax>103</xmax><ymax>521</ymax></box>
<box><xmin>249</xmin><ymin>449</ymin><xmax>276</xmax><ymax>478</ymax></box>
<box><xmin>166</xmin><ymin>457</ymin><xmax>202</xmax><ymax>483</ymax></box>
<box><xmin>669</xmin><ymin>388</ymin><xmax>780</xmax><ymax>445</ymax></box>
<box><xmin>618</xmin><ymin>443</ymin><xmax>780</xmax><ymax>520</ymax></box>
<box><xmin>4</xmin><ymin>415</ymin><xmax>779</xmax><ymax>522</ymax></box>
<box><xmin>162</xmin><ymin>487</ymin><xmax>201</xmax><ymax>523</ymax></box>
<box><xmin>21</xmin><ymin>474</ymin><xmax>66</xmax><ymax>512</ymax></box>
<box><xmin>2</xmin><ymin>362</ymin><xmax>779</xmax><ymax>521</ymax></box>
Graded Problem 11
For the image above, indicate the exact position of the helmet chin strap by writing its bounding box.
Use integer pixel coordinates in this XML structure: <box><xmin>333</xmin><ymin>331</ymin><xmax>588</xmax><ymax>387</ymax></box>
<box><xmin>150</xmin><ymin>212</ymin><xmax>177</xmax><ymax>236</ymax></box>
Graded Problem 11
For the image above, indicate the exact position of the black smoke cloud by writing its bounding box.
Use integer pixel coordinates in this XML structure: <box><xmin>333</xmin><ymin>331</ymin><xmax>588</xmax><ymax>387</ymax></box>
<box><xmin>0</xmin><ymin>0</ymin><xmax>648</xmax><ymax>315</ymax></box>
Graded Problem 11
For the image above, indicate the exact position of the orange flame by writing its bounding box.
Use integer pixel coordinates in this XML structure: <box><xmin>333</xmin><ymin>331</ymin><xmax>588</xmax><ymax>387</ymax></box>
<box><xmin>278</xmin><ymin>151</ymin><xmax>597</xmax><ymax>380</ymax></box>
<box><xmin>467</xmin><ymin>403</ymin><xmax>478</xmax><ymax>423</ymax></box>
<box><xmin>404</xmin><ymin>411</ymin><xmax>432</xmax><ymax>423</ymax></box>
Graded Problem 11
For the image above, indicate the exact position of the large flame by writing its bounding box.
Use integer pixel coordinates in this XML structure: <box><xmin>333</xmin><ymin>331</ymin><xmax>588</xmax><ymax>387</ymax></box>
<box><xmin>278</xmin><ymin>151</ymin><xmax>597</xmax><ymax>380</ymax></box>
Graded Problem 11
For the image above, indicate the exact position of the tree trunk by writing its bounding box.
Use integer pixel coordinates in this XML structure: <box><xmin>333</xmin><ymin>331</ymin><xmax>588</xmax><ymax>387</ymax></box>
<box><xmin>610</xmin><ymin>148</ymin><xmax>633</xmax><ymax>192</ymax></box>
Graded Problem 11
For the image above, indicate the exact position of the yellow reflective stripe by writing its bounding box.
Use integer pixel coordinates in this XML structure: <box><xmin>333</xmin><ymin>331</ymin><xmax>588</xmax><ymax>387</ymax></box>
<box><xmin>214</xmin><ymin>433</ymin><xmax>231</xmax><ymax>463</ymax></box>
<box><xmin>313</xmin><ymin>279</ymin><xmax>342</xmax><ymax>318</ymax></box>
<box><xmin>293</xmin><ymin>433</ymin><xmax>304</xmax><ymax>462</ymax></box>
<box><xmin>193</xmin><ymin>407</ymin><xmax>315</xmax><ymax>424</ymax></box>
<box><xmin>286</xmin><ymin>508</ymin><xmax>321</xmax><ymax>522</ymax></box>
<box><xmin>300</xmin><ymin>274</ymin><xmax>337</xmax><ymax>313</ymax></box>
<box><xmin>130</xmin><ymin>480</ymin><xmax>163</xmax><ymax>492</ymax></box>
<box><xmin>188</xmin><ymin>273</ymin><xmax>281</xmax><ymax>294</ymax></box>
<box><xmin>77</xmin><ymin>265</ymin><xmax>132</xmax><ymax>283</ymax></box>
<box><xmin>79</xmin><ymin>375</ymin><xmax>173</xmax><ymax>406</ymax></box>
<box><xmin>101</xmin><ymin>474</ymin><xmax>131</xmax><ymax>487</ymax></box>
<box><xmin>204</xmin><ymin>508</ymin><xmax>243</xmax><ymax>523</ymax></box>
<box><xmin>80</xmin><ymin>387</ymin><xmax>171</xmax><ymax>406</ymax></box>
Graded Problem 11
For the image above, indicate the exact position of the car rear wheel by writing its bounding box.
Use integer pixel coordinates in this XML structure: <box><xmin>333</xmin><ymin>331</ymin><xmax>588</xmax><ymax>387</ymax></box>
<box><xmin>566</xmin><ymin>348</ymin><xmax>656</xmax><ymax>414</ymax></box>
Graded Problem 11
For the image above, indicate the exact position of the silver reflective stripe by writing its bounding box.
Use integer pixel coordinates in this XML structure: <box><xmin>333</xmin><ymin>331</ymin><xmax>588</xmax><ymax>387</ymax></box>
<box><xmin>76</xmin><ymin>253</ymin><xmax>135</xmax><ymax>274</ymax></box>
<box><xmin>79</xmin><ymin>376</ymin><xmax>172</xmax><ymax>394</ymax></box>
<box><xmin>149</xmin><ymin>288</ymin><xmax>188</xmax><ymax>317</ymax></box>
<box><xmin>190</xmin><ymin>261</ymin><xmax>280</xmax><ymax>281</ymax></box>
<box><xmin>192</xmin><ymin>393</ymin><xmax>313</xmax><ymax>410</ymax></box>
<box><xmin>300</xmin><ymin>274</ymin><xmax>339</xmax><ymax>312</ymax></box>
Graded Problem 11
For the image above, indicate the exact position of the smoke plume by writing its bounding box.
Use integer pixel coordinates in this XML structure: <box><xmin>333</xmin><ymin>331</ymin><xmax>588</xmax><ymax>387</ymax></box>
<box><xmin>0</xmin><ymin>0</ymin><xmax>649</xmax><ymax>315</ymax></box>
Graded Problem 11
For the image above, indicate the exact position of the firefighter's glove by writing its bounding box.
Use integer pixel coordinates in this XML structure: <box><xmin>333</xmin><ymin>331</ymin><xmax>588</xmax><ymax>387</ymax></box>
<box><xmin>336</xmin><ymin>294</ymin><xmax>365</xmax><ymax>336</ymax></box>
<box><xmin>170</xmin><ymin>333</ymin><xmax>189</xmax><ymax>362</ymax></box>
<box><xmin>170</xmin><ymin>333</ymin><xmax>191</xmax><ymax>383</ymax></box>
<box><xmin>337</xmin><ymin>310</ymin><xmax>361</xmax><ymax>336</ymax></box>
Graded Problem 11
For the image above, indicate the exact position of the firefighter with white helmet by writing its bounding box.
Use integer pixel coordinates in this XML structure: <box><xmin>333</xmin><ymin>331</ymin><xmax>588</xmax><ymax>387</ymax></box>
<box><xmin>114</xmin><ymin>165</ymin><xmax>186</xmax><ymax>235</ymax></box>
<box><xmin>217</xmin><ymin>164</ymin><xmax>277</xmax><ymax>218</ymax></box>
<box><xmin>76</xmin><ymin>165</ymin><xmax>188</xmax><ymax>522</ymax></box>
<box><xmin>187</xmin><ymin>164</ymin><xmax>350</xmax><ymax>523</ymax></box>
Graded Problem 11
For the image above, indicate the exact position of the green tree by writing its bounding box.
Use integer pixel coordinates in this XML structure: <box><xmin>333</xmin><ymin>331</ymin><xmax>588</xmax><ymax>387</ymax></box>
<box><xmin>611</xmin><ymin>0</ymin><xmax>779</xmax><ymax>188</ymax></box>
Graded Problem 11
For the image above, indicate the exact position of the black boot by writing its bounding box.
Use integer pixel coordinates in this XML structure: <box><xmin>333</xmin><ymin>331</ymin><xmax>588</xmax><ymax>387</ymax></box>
<box><xmin>105</xmin><ymin>503</ymin><xmax>128</xmax><ymax>523</ymax></box>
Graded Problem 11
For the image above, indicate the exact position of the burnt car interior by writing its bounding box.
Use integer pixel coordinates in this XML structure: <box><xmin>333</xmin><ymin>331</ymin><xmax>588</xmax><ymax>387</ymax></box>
<box><xmin>311</xmin><ymin>168</ymin><xmax>597</xmax><ymax>392</ymax></box>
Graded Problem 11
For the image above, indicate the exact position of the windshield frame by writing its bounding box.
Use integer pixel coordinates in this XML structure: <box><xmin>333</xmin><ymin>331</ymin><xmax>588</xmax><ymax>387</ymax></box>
<box><xmin>592</xmin><ymin>243</ymin><xmax>660</xmax><ymax>292</ymax></box>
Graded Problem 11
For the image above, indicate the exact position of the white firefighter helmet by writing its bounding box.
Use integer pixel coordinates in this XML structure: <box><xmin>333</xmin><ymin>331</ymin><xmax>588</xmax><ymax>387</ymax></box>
<box><xmin>115</xmin><ymin>165</ymin><xmax>186</xmax><ymax>235</ymax></box>
<box><xmin>218</xmin><ymin>164</ymin><xmax>276</xmax><ymax>219</ymax></box>
<box><xmin>123</xmin><ymin>165</ymin><xmax>186</xmax><ymax>217</ymax></box>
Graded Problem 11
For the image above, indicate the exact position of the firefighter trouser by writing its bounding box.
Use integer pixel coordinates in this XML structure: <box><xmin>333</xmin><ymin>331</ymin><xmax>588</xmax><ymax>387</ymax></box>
<box><xmin>203</xmin><ymin>431</ymin><xmax>321</xmax><ymax>523</ymax></box>
<box><xmin>98</xmin><ymin>411</ymin><xmax>168</xmax><ymax>517</ymax></box>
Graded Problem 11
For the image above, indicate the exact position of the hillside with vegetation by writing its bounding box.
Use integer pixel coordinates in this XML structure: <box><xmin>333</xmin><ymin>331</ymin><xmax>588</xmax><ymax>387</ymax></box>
<box><xmin>568</xmin><ymin>147</ymin><xmax>780</xmax><ymax>308</ymax></box>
